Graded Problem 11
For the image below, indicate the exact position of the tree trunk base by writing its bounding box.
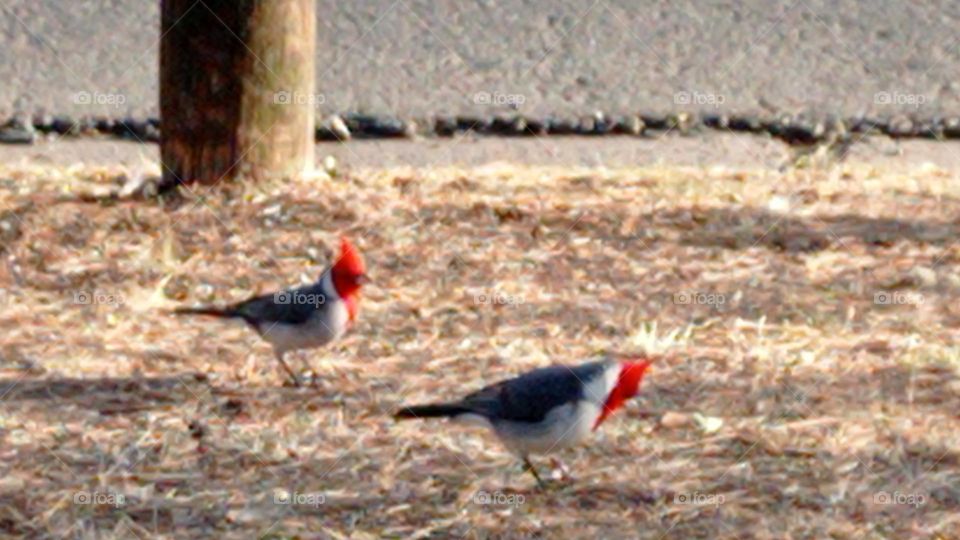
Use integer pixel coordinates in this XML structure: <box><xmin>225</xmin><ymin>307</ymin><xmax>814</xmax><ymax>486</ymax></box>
<box><xmin>160</xmin><ymin>0</ymin><xmax>316</xmax><ymax>186</ymax></box>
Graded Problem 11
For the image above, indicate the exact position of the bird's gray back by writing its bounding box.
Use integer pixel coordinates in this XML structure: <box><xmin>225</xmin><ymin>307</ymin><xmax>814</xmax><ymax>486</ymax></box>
<box><xmin>463</xmin><ymin>360</ymin><xmax>611</xmax><ymax>424</ymax></box>
<box><xmin>234</xmin><ymin>280</ymin><xmax>331</xmax><ymax>326</ymax></box>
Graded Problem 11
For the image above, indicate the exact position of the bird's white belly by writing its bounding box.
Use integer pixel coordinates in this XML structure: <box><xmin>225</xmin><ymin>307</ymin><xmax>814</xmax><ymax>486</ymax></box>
<box><xmin>493</xmin><ymin>401</ymin><xmax>602</xmax><ymax>456</ymax></box>
<box><xmin>259</xmin><ymin>302</ymin><xmax>349</xmax><ymax>353</ymax></box>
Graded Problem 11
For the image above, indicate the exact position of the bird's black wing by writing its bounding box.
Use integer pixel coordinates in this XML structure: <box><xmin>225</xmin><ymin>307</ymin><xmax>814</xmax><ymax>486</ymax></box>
<box><xmin>461</xmin><ymin>360</ymin><xmax>609</xmax><ymax>423</ymax></box>
<box><xmin>230</xmin><ymin>281</ymin><xmax>327</xmax><ymax>326</ymax></box>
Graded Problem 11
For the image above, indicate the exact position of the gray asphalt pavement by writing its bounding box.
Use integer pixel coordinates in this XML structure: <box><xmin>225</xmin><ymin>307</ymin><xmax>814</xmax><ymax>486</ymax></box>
<box><xmin>1</xmin><ymin>0</ymin><xmax>959</xmax><ymax>119</ymax></box>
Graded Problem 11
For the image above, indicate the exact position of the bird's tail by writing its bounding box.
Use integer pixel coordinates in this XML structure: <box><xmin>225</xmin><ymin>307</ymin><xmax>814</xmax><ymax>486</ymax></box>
<box><xmin>394</xmin><ymin>403</ymin><xmax>472</xmax><ymax>420</ymax></box>
<box><xmin>171</xmin><ymin>306</ymin><xmax>239</xmax><ymax>318</ymax></box>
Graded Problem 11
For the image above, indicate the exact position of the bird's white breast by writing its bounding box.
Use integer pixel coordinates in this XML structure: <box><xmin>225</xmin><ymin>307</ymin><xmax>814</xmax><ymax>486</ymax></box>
<box><xmin>493</xmin><ymin>400</ymin><xmax>604</xmax><ymax>455</ymax></box>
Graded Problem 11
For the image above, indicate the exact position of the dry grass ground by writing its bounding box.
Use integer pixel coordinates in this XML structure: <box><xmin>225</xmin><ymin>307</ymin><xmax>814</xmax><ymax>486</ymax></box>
<box><xmin>0</xmin><ymin>158</ymin><xmax>959</xmax><ymax>539</ymax></box>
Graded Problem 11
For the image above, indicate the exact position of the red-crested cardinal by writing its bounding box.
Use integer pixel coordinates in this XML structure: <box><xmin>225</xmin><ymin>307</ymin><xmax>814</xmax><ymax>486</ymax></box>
<box><xmin>174</xmin><ymin>237</ymin><xmax>367</xmax><ymax>386</ymax></box>
<box><xmin>394</xmin><ymin>357</ymin><xmax>652</xmax><ymax>486</ymax></box>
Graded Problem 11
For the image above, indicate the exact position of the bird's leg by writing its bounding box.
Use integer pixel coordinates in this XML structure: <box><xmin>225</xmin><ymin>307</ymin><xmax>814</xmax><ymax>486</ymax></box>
<box><xmin>274</xmin><ymin>351</ymin><xmax>301</xmax><ymax>387</ymax></box>
<box><xmin>522</xmin><ymin>456</ymin><xmax>546</xmax><ymax>489</ymax></box>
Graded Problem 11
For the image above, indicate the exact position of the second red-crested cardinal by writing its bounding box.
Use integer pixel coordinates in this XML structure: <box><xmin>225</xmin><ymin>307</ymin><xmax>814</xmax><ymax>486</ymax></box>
<box><xmin>394</xmin><ymin>357</ymin><xmax>652</xmax><ymax>486</ymax></box>
<box><xmin>174</xmin><ymin>237</ymin><xmax>367</xmax><ymax>386</ymax></box>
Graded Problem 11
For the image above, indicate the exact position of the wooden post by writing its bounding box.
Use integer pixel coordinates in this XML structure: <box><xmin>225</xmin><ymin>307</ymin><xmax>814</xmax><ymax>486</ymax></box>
<box><xmin>160</xmin><ymin>0</ymin><xmax>316</xmax><ymax>186</ymax></box>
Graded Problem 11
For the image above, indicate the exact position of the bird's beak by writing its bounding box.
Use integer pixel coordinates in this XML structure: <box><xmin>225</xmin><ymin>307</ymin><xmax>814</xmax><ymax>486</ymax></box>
<box><xmin>356</xmin><ymin>274</ymin><xmax>372</xmax><ymax>285</ymax></box>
